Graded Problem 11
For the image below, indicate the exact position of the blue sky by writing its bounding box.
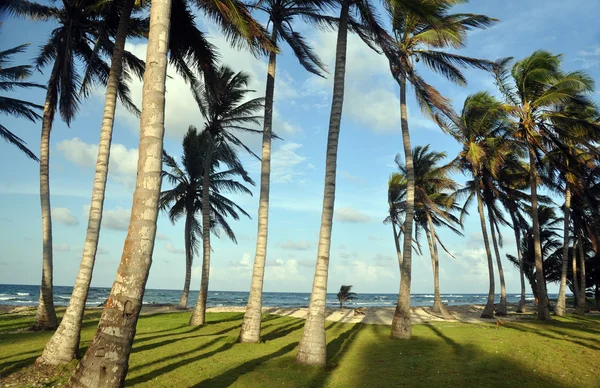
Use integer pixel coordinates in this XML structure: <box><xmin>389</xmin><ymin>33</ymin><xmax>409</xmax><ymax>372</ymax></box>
<box><xmin>0</xmin><ymin>0</ymin><xmax>599</xmax><ymax>295</ymax></box>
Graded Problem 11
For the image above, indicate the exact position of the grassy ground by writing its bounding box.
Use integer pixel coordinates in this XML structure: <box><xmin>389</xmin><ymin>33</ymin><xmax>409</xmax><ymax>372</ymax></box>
<box><xmin>1</xmin><ymin>309</ymin><xmax>599</xmax><ymax>387</ymax></box>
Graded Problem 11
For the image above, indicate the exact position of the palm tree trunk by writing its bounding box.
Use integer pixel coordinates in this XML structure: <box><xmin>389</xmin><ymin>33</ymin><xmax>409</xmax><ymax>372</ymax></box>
<box><xmin>572</xmin><ymin>240</ymin><xmax>579</xmax><ymax>307</ymax></box>
<box><xmin>555</xmin><ymin>185</ymin><xmax>571</xmax><ymax>316</ymax></box>
<box><xmin>510</xmin><ymin>215</ymin><xmax>526</xmax><ymax>313</ymax></box>
<box><xmin>295</xmin><ymin>0</ymin><xmax>348</xmax><ymax>366</ymax></box>
<box><xmin>575</xmin><ymin>233</ymin><xmax>586</xmax><ymax>315</ymax></box>
<box><xmin>66</xmin><ymin>0</ymin><xmax>172</xmax><ymax>384</ymax></box>
<box><xmin>425</xmin><ymin>213</ymin><xmax>450</xmax><ymax>319</ymax></box>
<box><xmin>178</xmin><ymin>209</ymin><xmax>193</xmax><ymax>309</ymax></box>
<box><xmin>392</xmin><ymin>217</ymin><xmax>403</xmax><ymax>267</ymax></box>
<box><xmin>239</xmin><ymin>28</ymin><xmax>278</xmax><ymax>344</ymax></box>
<box><xmin>391</xmin><ymin>75</ymin><xmax>415</xmax><ymax>340</ymax></box>
<box><xmin>487</xmin><ymin>207</ymin><xmax>507</xmax><ymax>316</ymax></box>
<box><xmin>190</xmin><ymin>140</ymin><xmax>214</xmax><ymax>326</ymax></box>
<box><xmin>527</xmin><ymin>144</ymin><xmax>551</xmax><ymax>320</ymax></box>
<box><xmin>38</xmin><ymin>0</ymin><xmax>135</xmax><ymax>363</ymax></box>
<box><xmin>476</xmin><ymin>191</ymin><xmax>495</xmax><ymax>319</ymax></box>
<box><xmin>34</xmin><ymin>82</ymin><xmax>58</xmax><ymax>331</ymax></box>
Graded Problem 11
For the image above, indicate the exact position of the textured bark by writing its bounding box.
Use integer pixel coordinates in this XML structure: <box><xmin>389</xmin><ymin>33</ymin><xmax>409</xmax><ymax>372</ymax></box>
<box><xmin>177</xmin><ymin>210</ymin><xmax>193</xmax><ymax>309</ymax></box>
<box><xmin>477</xmin><ymin>192</ymin><xmax>495</xmax><ymax>319</ymax></box>
<box><xmin>66</xmin><ymin>0</ymin><xmax>172</xmax><ymax>384</ymax></box>
<box><xmin>189</xmin><ymin>141</ymin><xmax>214</xmax><ymax>326</ymax></box>
<box><xmin>38</xmin><ymin>0</ymin><xmax>134</xmax><ymax>364</ymax></box>
<box><xmin>392</xmin><ymin>219</ymin><xmax>402</xmax><ymax>267</ymax></box>
<box><xmin>572</xmin><ymin>241</ymin><xmax>579</xmax><ymax>307</ymax></box>
<box><xmin>555</xmin><ymin>185</ymin><xmax>571</xmax><ymax>316</ymax></box>
<box><xmin>425</xmin><ymin>213</ymin><xmax>450</xmax><ymax>319</ymax></box>
<box><xmin>239</xmin><ymin>28</ymin><xmax>278</xmax><ymax>344</ymax></box>
<box><xmin>487</xmin><ymin>207</ymin><xmax>507</xmax><ymax>316</ymax></box>
<box><xmin>528</xmin><ymin>144</ymin><xmax>551</xmax><ymax>320</ymax></box>
<box><xmin>34</xmin><ymin>84</ymin><xmax>58</xmax><ymax>331</ymax></box>
<box><xmin>295</xmin><ymin>0</ymin><xmax>348</xmax><ymax>366</ymax></box>
<box><xmin>575</xmin><ymin>234</ymin><xmax>586</xmax><ymax>315</ymax></box>
<box><xmin>391</xmin><ymin>74</ymin><xmax>414</xmax><ymax>340</ymax></box>
<box><xmin>511</xmin><ymin>215</ymin><xmax>526</xmax><ymax>313</ymax></box>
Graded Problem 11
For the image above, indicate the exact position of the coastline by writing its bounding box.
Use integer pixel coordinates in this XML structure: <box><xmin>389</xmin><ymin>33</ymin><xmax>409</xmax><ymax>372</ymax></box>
<box><xmin>2</xmin><ymin>301</ymin><xmax>572</xmax><ymax>325</ymax></box>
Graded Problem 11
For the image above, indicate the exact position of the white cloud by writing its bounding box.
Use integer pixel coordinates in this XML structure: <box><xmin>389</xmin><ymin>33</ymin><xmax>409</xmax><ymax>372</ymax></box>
<box><xmin>578</xmin><ymin>47</ymin><xmax>600</xmax><ymax>56</ymax></box>
<box><xmin>250</xmin><ymin>142</ymin><xmax>308</xmax><ymax>184</ymax></box>
<box><xmin>277</xmin><ymin>239</ymin><xmax>312</xmax><ymax>251</ymax></box>
<box><xmin>54</xmin><ymin>243</ymin><xmax>71</xmax><ymax>252</ymax></box>
<box><xmin>334</xmin><ymin>207</ymin><xmax>371</xmax><ymax>223</ymax></box>
<box><xmin>101</xmin><ymin>207</ymin><xmax>131</xmax><ymax>231</ymax></box>
<box><xmin>53</xmin><ymin>208</ymin><xmax>79</xmax><ymax>226</ymax></box>
<box><xmin>57</xmin><ymin>138</ymin><xmax>138</xmax><ymax>187</ymax></box>
<box><xmin>155</xmin><ymin>232</ymin><xmax>169</xmax><ymax>241</ymax></box>
<box><xmin>165</xmin><ymin>243</ymin><xmax>185</xmax><ymax>254</ymax></box>
<box><xmin>341</xmin><ymin>170</ymin><xmax>366</xmax><ymax>185</ymax></box>
<box><xmin>97</xmin><ymin>247</ymin><xmax>109</xmax><ymax>255</ymax></box>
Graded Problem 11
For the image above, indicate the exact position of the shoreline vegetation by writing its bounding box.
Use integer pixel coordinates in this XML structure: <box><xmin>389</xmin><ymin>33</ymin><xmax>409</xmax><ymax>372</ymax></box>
<box><xmin>1</xmin><ymin>306</ymin><xmax>599</xmax><ymax>387</ymax></box>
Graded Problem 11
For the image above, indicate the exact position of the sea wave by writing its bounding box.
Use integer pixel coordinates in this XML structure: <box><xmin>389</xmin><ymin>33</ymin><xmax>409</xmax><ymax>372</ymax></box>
<box><xmin>0</xmin><ymin>297</ymin><xmax>16</xmax><ymax>301</ymax></box>
<box><xmin>17</xmin><ymin>292</ymin><xmax>31</xmax><ymax>296</ymax></box>
<box><xmin>57</xmin><ymin>296</ymin><xmax>71</xmax><ymax>299</ymax></box>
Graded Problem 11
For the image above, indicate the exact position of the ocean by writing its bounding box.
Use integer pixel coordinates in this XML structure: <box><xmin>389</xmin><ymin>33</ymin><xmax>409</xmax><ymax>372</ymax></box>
<box><xmin>0</xmin><ymin>284</ymin><xmax>549</xmax><ymax>308</ymax></box>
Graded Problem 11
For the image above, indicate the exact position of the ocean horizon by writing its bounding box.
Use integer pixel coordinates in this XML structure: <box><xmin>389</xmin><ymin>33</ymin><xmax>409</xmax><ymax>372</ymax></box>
<box><xmin>0</xmin><ymin>284</ymin><xmax>557</xmax><ymax>309</ymax></box>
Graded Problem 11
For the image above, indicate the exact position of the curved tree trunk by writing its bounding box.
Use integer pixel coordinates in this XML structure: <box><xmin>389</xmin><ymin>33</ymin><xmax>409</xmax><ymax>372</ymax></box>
<box><xmin>66</xmin><ymin>0</ymin><xmax>172</xmax><ymax>384</ymax></box>
<box><xmin>34</xmin><ymin>84</ymin><xmax>59</xmax><ymax>331</ymax></box>
<box><xmin>190</xmin><ymin>141</ymin><xmax>214</xmax><ymax>326</ymax></box>
<box><xmin>476</xmin><ymin>191</ymin><xmax>495</xmax><ymax>319</ymax></box>
<box><xmin>425</xmin><ymin>213</ymin><xmax>450</xmax><ymax>319</ymax></box>
<box><xmin>239</xmin><ymin>28</ymin><xmax>278</xmax><ymax>344</ymax></box>
<box><xmin>510</xmin><ymin>215</ymin><xmax>526</xmax><ymax>313</ymax></box>
<box><xmin>392</xmin><ymin>216</ymin><xmax>402</xmax><ymax>267</ymax></box>
<box><xmin>178</xmin><ymin>209</ymin><xmax>194</xmax><ymax>309</ymax></box>
<box><xmin>295</xmin><ymin>0</ymin><xmax>348</xmax><ymax>366</ymax></box>
<box><xmin>487</xmin><ymin>207</ymin><xmax>507</xmax><ymax>316</ymax></box>
<box><xmin>391</xmin><ymin>75</ymin><xmax>415</xmax><ymax>340</ymax></box>
<box><xmin>527</xmin><ymin>144</ymin><xmax>551</xmax><ymax>320</ymax></box>
<box><xmin>38</xmin><ymin>0</ymin><xmax>135</xmax><ymax>363</ymax></box>
<box><xmin>555</xmin><ymin>185</ymin><xmax>571</xmax><ymax>316</ymax></box>
<box><xmin>575</xmin><ymin>233</ymin><xmax>586</xmax><ymax>315</ymax></box>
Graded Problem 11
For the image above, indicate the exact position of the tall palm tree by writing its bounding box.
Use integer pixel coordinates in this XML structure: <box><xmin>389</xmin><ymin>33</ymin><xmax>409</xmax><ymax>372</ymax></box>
<box><xmin>0</xmin><ymin>42</ymin><xmax>44</xmax><ymax>160</ymax></box>
<box><xmin>494</xmin><ymin>50</ymin><xmax>597</xmax><ymax>320</ymax></box>
<box><xmin>67</xmin><ymin>2</ymin><xmax>273</xmax><ymax>386</ymax></box>
<box><xmin>10</xmin><ymin>0</ymin><xmax>143</xmax><ymax>331</ymax></box>
<box><xmin>381</xmin><ymin>0</ymin><xmax>496</xmax><ymax>338</ymax></box>
<box><xmin>394</xmin><ymin>145</ymin><xmax>462</xmax><ymax>318</ymax></box>
<box><xmin>160</xmin><ymin>127</ymin><xmax>253</xmax><ymax>309</ymax></box>
<box><xmin>448</xmin><ymin>92</ymin><xmax>511</xmax><ymax>319</ymax></box>
<box><xmin>189</xmin><ymin>66</ymin><xmax>264</xmax><ymax>326</ymax></box>
<box><xmin>239</xmin><ymin>0</ymin><xmax>332</xmax><ymax>344</ymax></box>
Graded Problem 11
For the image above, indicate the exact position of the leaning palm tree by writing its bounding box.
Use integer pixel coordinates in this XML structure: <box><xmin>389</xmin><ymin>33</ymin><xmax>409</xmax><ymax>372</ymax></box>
<box><xmin>189</xmin><ymin>66</ymin><xmax>265</xmax><ymax>326</ymax></box>
<box><xmin>381</xmin><ymin>0</ymin><xmax>497</xmax><ymax>339</ymax></box>
<box><xmin>67</xmin><ymin>2</ymin><xmax>272</xmax><ymax>386</ymax></box>
<box><xmin>160</xmin><ymin>127</ymin><xmax>254</xmax><ymax>309</ymax></box>
<box><xmin>0</xmin><ymin>42</ymin><xmax>44</xmax><ymax>160</ymax></box>
<box><xmin>239</xmin><ymin>0</ymin><xmax>332</xmax><ymax>344</ymax></box>
<box><xmin>9</xmin><ymin>0</ymin><xmax>143</xmax><ymax>331</ymax></box>
<box><xmin>494</xmin><ymin>50</ymin><xmax>598</xmax><ymax>320</ymax></box>
<box><xmin>336</xmin><ymin>285</ymin><xmax>357</xmax><ymax>308</ymax></box>
<box><xmin>448</xmin><ymin>92</ymin><xmax>511</xmax><ymax>319</ymax></box>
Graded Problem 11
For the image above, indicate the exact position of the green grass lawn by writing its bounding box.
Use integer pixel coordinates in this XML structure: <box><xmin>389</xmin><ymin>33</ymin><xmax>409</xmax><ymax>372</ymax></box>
<box><xmin>1</xmin><ymin>309</ymin><xmax>599</xmax><ymax>387</ymax></box>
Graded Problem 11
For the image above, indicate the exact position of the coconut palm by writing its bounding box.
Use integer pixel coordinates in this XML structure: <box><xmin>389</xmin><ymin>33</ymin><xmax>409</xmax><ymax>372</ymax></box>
<box><xmin>336</xmin><ymin>285</ymin><xmax>357</xmax><ymax>308</ymax></box>
<box><xmin>394</xmin><ymin>145</ymin><xmax>462</xmax><ymax>318</ymax></box>
<box><xmin>9</xmin><ymin>0</ymin><xmax>145</xmax><ymax>331</ymax></box>
<box><xmin>189</xmin><ymin>66</ymin><xmax>265</xmax><ymax>326</ymax></box>
<box><xmin>0</xmin><ymin>42</ymin><xmax>44</xmax><ymax>160</ymax></box>
<box><xmin>494</xmin><ymin>50</ymin><xmax>598</xmax><ymax>320</ymax></box>
<box><xmin>239</xmin><ymin>0</ymin><xmax>333</xmax><ymax>344</ymax></box>
<box><xmin>160</xmin><ymin>127</ymin><xmax>253</xmax><ymax>309</ymax></box>
<box><xmin>380</xmin><ymin>0</ymin><xmax>496</xmax><ymax>338</ymax></box>
<box><xmin>386</xmin><ymin>173</ymin><xmax>407</xmax><ymax>267</ymax></box>
<box><xmin>67</xmin><ymin>0</ymin><xmax>272</xmax><ymax>384</ymax></box>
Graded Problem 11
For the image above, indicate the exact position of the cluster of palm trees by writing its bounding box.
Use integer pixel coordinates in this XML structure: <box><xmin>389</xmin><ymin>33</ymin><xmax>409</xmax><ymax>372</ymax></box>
<box><xmin>2</xmin><ymin>0</ymin><xmax>599</xmax><ymax>385</ymax></box>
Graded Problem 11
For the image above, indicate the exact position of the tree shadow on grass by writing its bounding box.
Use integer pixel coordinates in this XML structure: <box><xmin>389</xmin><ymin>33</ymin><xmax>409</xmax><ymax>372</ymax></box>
<box><xmin>261</xmin><ymin>320</ymin><xmax>306</xmax><ymax>342</ymax></box>
<box><xmin>504</xmin><ymin>322</ymin><xmax>600</xmax><ymax>352</ymax></box>
<box><xmin>193</xmin><ymin>342</ymin><xmax>299</xmax><ymax>388</ymax></box>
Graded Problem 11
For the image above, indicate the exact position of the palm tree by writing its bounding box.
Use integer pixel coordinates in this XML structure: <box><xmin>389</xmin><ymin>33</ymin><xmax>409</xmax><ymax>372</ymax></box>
<box><xmin>394</xmin><ymin>145</ymin><xmax>462</xmax><ymax>319</ymax></box>
<box><xmin>67</xmin><ymin>0</ymin><xmax>273</xmax><ymax>384</ymax></box>
<box><xmin>494</xmin><ymin>50</ymin><xmax>597</xmax><ymax>320</ymax></box>
<box><xmin>189</xmin><ymin>66</ymin><xmax>264</xmax><ymax>326</ymax></box>
<box><xmin>386</xmin><ymin>173</ymin><xmax>407</xmax><ymax>267</ymax></box>
<box><xmin>0</xmin><ymin>42</ymin><xmax>44</xmax><ymax>160</ymax></box>
<box><xmin>448</xmin><ymin>92</ymin><xmax>511</xmax><ymax>319</ymax></box>
<box><xmin>381</xmin><ymin>0</ymin><xmax>496</xmax><ymax>338</ymax></box>
<box><xmin>9</xmin><ymin>0</ymin><xmax>143</xmax><ymax>331</ymax></box>
<box><xmin>239</xmin><ymin>0</ymin><xmax>332</xmax><ymax>344</ymax></box>
<box><xmin>160</xmin><ymin>127</ymin><xmax>253</xmax><ymax>309</ymax></box>
<box><xmin>336</xmin><ymin>285</ymin><xmax>357</xmax><ymax>308</ymax></box>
